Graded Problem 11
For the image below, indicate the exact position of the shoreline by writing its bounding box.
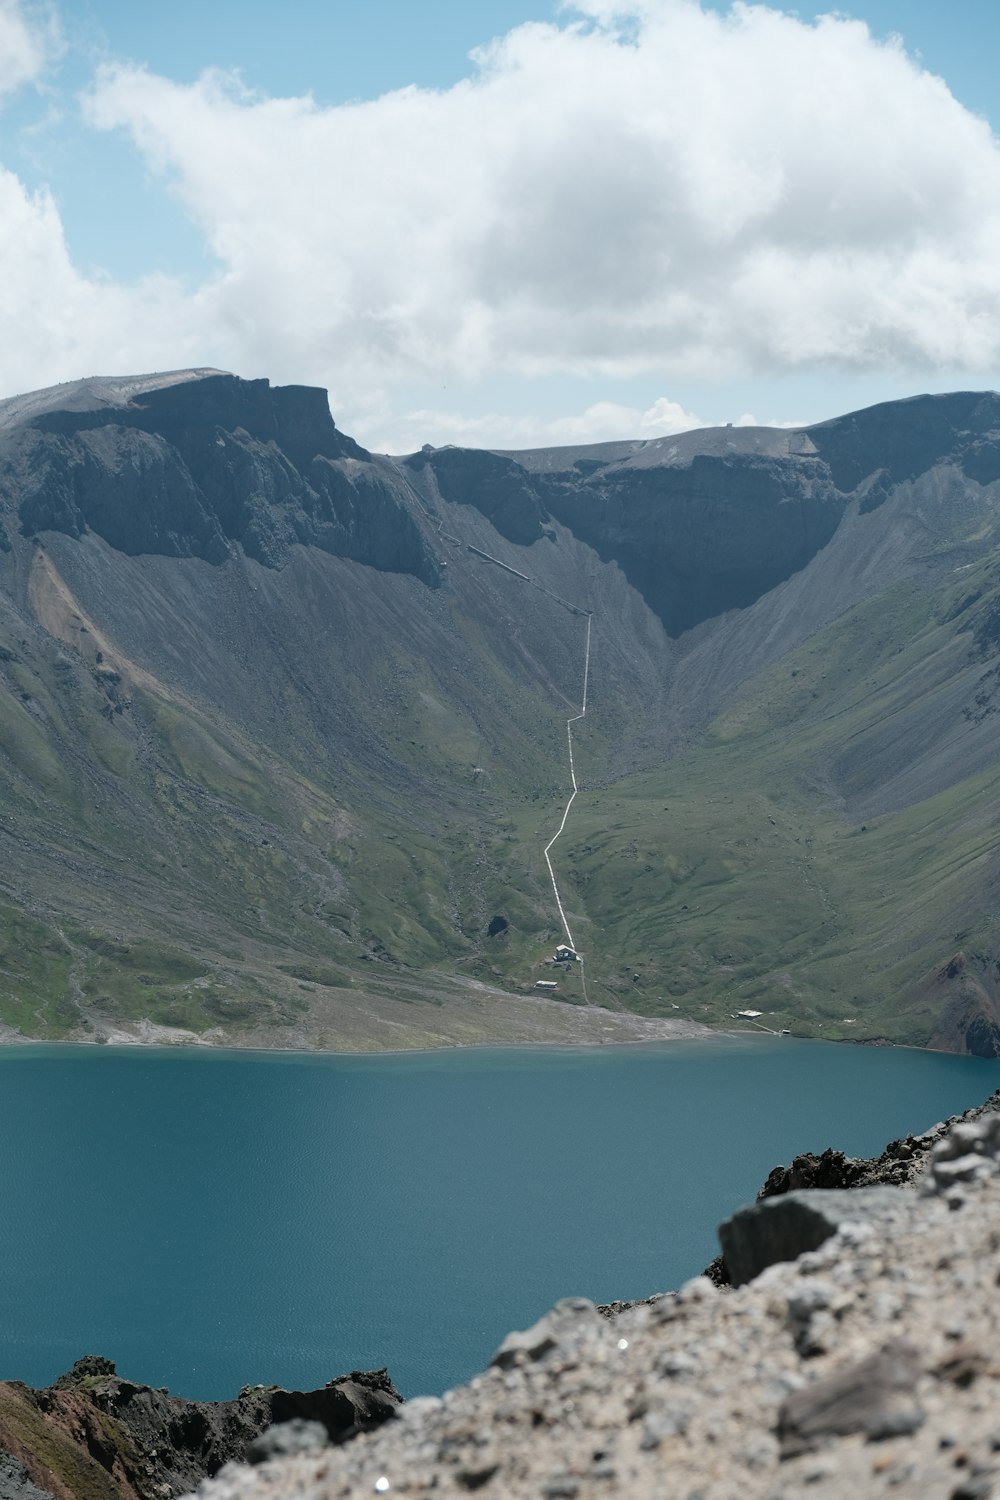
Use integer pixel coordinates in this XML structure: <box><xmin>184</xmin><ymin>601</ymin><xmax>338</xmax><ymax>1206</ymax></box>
<box><xmin>0</xmin><ymin>1027</ymin><xmax>980</xmax><ymax>1064</ymax></box>
<box><xmin>0</xmin><ymin>1024</ymin><xmax>755</xmax><ymax>1064</ymax></box>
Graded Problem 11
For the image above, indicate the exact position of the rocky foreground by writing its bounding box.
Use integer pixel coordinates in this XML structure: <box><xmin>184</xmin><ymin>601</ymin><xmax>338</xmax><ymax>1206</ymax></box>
<box><xmin>184</xmin><ymin>1093</ymin><xmax>1000</xmax><ymax>1500</ymax></box>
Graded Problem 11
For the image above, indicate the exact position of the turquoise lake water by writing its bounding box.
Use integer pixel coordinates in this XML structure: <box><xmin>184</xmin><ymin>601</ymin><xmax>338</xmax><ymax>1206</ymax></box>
<box><xmin>0</xmin><ymin>1037</ymin><xmax>998</xmax><ymax>1400</ymax></box>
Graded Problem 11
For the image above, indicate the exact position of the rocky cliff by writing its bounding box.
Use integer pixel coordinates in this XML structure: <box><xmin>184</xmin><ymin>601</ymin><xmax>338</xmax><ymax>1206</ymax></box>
<box><xmin>0</xmin><ymin>1358</ymin><xmax>400</xmax><ymax>1500</ymax></box>
<box><xmin>409</xmin><ymin>391</ymin><xmax>1000</xmax><ymax>635</ymax></box>
<box><xmin>1</xmin><ymin>372</ymin><xmax>437</xmax><ymax>582</ymax></box>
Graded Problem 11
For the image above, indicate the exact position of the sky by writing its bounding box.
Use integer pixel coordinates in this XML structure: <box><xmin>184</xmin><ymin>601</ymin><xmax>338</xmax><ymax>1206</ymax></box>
<box><xmin>2</xmin><ymin>0</ymin><xmax>1000</xmax><ymax>450</ymax></box>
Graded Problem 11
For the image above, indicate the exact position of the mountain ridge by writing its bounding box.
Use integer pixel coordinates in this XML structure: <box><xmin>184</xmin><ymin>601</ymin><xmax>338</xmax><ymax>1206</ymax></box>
<box><xmin>2</xmin><ymin>372</ymin><xmax>1000</xmax><ymax>1051</ymax></box>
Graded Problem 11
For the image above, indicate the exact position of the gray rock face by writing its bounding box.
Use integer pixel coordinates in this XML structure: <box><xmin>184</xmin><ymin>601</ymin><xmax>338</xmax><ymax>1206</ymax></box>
<box><xmin>718</xmin><ymin>1186</ymin><xmax>912</xmax><ymax>1286</ymax></box>
<box><xmin>807</xmin><ymin>389</ymin><xmax>1000</xmax><ymax>492</ymax></box>
<box><xmin>411</xmin><ymin>435</ymin><xmax>845</xmax><ymax>637</ymax></box>
<box><xmin>400</xmin><ymin>388</ymin><xmax>1000</xmax><ymax>638</ymax></box>
<box><xmin>246</xmin><ymin>1420</ymin><xmax>329</xmax><ymax>1465</ymax></box>
<box><xmin>1</xmin><ymin>373</ymin><xmax>439</xmax><ymax>584</ymax></box>
<box><xmin>755</xmin><ymin>1089</ymin><xmax>1000</xmax><ymax>1201</ymax></box>
<box><xmin>0</xmin><ymin>1453</ymin><xmax>55</xmax><ymax>1500</ymax></box>
<box><xmin>922</xmin><ymin>1109</ymin><xmax>1000</xmax><ymax>1198</ymax></box>
<box><xmin>538</xmin><ymin>450</ymin><xmax>843</xmax><ymax>636</ymax></box>
<box><xmin>405</xmin><ymin>447</ymin><xmax>548</xmax><ymax>546</ymax></box>
<box><xmin>776</xmin><ymin>1339</ymin><xmax>924</xmax><ymax>1456</ymax></box>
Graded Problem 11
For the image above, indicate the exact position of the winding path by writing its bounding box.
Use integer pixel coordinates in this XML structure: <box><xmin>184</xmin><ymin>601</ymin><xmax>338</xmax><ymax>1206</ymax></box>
<box><xmin>407</xmin><ymin>518</ymin><xmax>596</xmax><ymax>1002</ymax></box>
<box><xmin>542</xmin><ymin>613</ymin><xmax>592</xmax><ymax>1003</ymax></box>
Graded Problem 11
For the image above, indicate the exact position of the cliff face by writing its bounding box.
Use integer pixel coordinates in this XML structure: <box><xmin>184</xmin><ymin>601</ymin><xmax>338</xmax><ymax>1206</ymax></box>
<box><xmin>807</xmin><ymin>389</ymin><xmax>1000</xmax><ymax>493</ymax></box>
<box><xmin>410</xmin><ymin>430</ymin><xmax>842</xmax><ymax>635</ymax></box>
<box><xmin>1</xmin><ymin>374</ymin><xmax>438</xmax><ymax>583</ymax></box>
<box><xmin>537</xmin><ymin>450</ymin><xmax>841</xmax><ymax>636</ymax></box>
<box><xmin>409</xmin><ymin>391</ymin><xmax>1000</xmax><ymax>638</ymax></box>
<box><xmin>404</xmin><ymin>447</ymin><xmax>548</xmax><ymax>546</ymax></box>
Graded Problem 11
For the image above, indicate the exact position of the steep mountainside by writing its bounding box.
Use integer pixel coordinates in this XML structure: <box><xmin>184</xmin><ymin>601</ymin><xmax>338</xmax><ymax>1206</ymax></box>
<box><xmin>2</xmin><ymin>372</ymin><xmax>1000</xmax><ymax>1050</ymax></box>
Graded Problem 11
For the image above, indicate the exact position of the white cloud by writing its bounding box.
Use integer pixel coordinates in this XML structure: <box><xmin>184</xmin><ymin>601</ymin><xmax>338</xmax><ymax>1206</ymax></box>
<box><xmin>373</xmin><ymin>394</ymin><xmax>704</xmax><ymax>453</ymax></box>
<box><xmin>0</xmin><ymin>164</ymin><xmax>210</xmax><ymax>394</ymax></box>
<box><xmin>3</xmin><ymin>0</ymin><xmax>1000</xmax><ymax>447</ymax></box>
<box><xmin>0</xmin><ymin>1</ymin><xmax>56</xmax><ymax>97</ymax></box>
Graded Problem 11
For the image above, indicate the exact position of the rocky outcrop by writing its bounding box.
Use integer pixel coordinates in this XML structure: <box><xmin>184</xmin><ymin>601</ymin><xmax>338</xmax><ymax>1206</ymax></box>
<box><xmin>0</xmin><ymin>1359</ymin><xmax>400</xmax><ymax>1500</ymax></box>
<box><xmin>1</xmin><ymin>374</ymin><xmax>438</xmax><ymax>584</ymax></box>
<box><xmin>718</xmin><ymin>1185</ymin><xmax>909</xmax><ymax>1288</ymax></box>
<box><xmin>756</xmin><ymin>1086</ymin><xmax>1000</xmax><ymax>1198</ymax></box>
<box><xmin>404</xmin><ymin>448</ymin><xmax>548</xmax><ymax>546</ymax></box>
<box><xmin>404</xmin><ymin>434</ymin><xmax>845</xmax><ymax>635</ymax></box>
<box><xmin>700</xmin><ymin>1087</ymin><xmax>1000</xmax><ymax>1285</ymax></box>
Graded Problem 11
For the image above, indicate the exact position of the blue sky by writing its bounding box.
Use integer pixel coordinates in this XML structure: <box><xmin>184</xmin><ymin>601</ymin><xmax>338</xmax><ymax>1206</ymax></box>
<box><xmin>2</xmin><ymin>0</ymin><xmax>1000</xmax><ymax>448</ymax></box>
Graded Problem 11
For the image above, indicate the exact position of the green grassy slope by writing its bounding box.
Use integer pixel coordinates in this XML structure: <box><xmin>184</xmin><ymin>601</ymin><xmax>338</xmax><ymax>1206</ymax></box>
<box><xmin>509</xmin><ymin>561</ymin><xmax>1000</xmax><ymax>1046</ymax></box>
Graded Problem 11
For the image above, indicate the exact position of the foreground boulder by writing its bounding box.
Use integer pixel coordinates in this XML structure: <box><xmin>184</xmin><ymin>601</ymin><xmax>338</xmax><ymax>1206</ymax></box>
<box><xmin>0</xmin><ymin>1360</ymin><xmax>400</xmax><ymax>1500</ymax></box>
<box><xmin>717</xmin><ymin>1185</ymin><xmax>911</xmax><ymax>1286</ymax></box>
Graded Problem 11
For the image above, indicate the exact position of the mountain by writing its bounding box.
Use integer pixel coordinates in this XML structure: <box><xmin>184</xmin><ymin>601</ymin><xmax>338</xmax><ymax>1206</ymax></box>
<box><xmin>2</xmin><ymin>371</ymin><xmax>1000</xmax><ymax>1052</ymax></box>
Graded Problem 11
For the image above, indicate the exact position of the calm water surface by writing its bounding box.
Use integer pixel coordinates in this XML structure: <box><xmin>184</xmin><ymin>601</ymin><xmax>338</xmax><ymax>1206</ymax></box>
<box><xmin>0</xmin><ymin>1037</ymin><xmax>997</xmax><ymax>1399</ymax></box>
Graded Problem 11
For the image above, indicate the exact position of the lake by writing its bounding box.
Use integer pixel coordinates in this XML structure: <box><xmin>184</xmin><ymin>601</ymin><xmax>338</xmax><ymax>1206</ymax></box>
<box><xmin>0</xmin><ymin>1037</ymin><xmax>997</xmax><ymax>1400</ymax></box>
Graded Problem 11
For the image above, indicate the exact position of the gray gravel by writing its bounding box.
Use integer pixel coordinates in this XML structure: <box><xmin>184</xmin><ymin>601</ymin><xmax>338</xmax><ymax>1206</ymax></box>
<box><xmin>186</xmin><ymin>1112</ymin><xmax>1000</xmax><ymax>1500</ymax></box>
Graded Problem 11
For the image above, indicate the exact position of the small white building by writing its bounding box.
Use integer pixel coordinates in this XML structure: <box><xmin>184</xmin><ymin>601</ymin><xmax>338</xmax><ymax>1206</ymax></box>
<box><xmin>554</xmin><ymin>945</ymin><xmax>579</xmax><ymax>963</ymax></box>
<box><xmin>535</xmin><ymin>980</ymin><xmax>559</xmax><ymax>990</ymax></box>
<box><xmin>735</xmin><ymin>1009</ymin><xmax>763</xmax><ymax>1020</ymax></box>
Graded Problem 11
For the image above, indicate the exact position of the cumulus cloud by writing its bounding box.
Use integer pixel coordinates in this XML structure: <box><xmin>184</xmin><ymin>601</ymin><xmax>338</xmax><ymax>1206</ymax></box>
<box><xmin>0</xmin><ymin>165</ymin><xmax>213</xmax><ymax>398</ymax></box>
<box><xmin>3</xmin><ymin>0</ymin><xmax>1000</xmax><ymax>446</ymax></box>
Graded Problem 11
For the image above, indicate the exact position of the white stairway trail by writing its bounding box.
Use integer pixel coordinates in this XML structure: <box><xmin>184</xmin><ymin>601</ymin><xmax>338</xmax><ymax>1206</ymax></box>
<box><xmin>543</xmin><ymin>613</ymin><xmax>592</xmax><ymax>1004</ymax></box>
<box><xmin>412</xmin><ymin>528</ymin><xmax>596</xmax><ymax>1004</ymax></box>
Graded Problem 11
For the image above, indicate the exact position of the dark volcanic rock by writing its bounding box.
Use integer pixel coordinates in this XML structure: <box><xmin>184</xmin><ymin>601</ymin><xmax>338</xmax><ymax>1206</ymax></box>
<box><xmin>2</xmin><ymin>374</ymin><xmax>438</xmax><ymax>584</ymax></box>
<box><xmin>0</xmin><ymin>1357</ymin><xmax>401</xmax><ymax>1500</ymax></box>
<box><xmin>718</xmin><ymin>1187</ymin><xmax>909</xmax><ymax>1287</ymax></box>
<box><xmin>405</xmin><ymin>447</ymin><xmax>548</xmax><ymax>545</ymax></box>
<box><xmin>246</xmin><ymin>1420</ymin><xmax>327</xmax><ymax>1465</ymax></box>
<box><xmin>405</xmin><ymin>427</ymin><xmax>846</xmax><ymax>635</ymax></box>
<box><xmin>702</xmin><ymin>1090</ymin><xmax>1000</xmax><ymax>1284</ymax></box>
<box><xmin>808</xmin><ymin>390</ymin><xmax>1000</xmax><ymax>492</ymax></box>
<box><xmin>757</xmin><ymin>1088</ymin><xmax>1000</xmax><ymax>1198</ymax></box>
<box><xmin>396</xmin><ymin>389</ymin><xmax>1000</xmax><ymax>638</ymax></box>
<box><xmin>539</xmin><ymin>450</ymin><xmax>843</xmax><ymax>636</ymax></box>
